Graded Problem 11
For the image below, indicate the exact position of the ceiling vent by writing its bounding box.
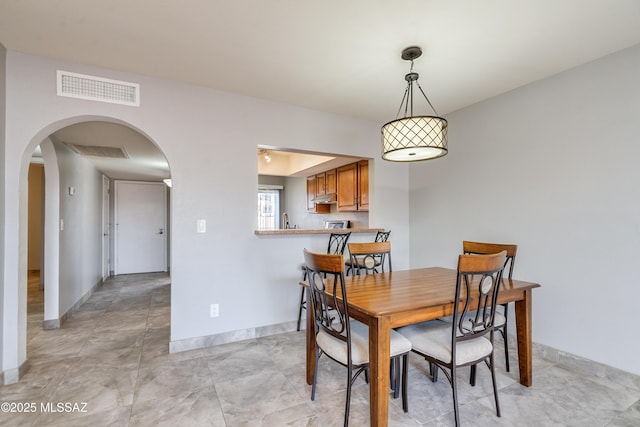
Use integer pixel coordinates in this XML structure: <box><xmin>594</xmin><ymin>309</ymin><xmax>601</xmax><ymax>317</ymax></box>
<box><xmin>57</xmin><ymin>70</ymin><xmax>140</xmax><ymax>107</ymax></box>
<box><xmin>66</xmin><ymin>144</ymin><xmax>129</xmax><ymax>159</ymax></box>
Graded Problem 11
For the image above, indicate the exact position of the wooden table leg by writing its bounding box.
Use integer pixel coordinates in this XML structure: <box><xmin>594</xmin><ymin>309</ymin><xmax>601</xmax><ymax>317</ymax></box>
<box><xmin>514</xmin><ymin>288</ymin><xmax>533</xmax><ymax>387</ymax></box>
<box><xmin>369</xmin><ymin>316</ymin><xmax>390</xmax><ymax>427</ymax></box>
<box><xmin>305</xmin><ymin>287</ymin><xmax>315</xmax><ymax>385</ymax></box>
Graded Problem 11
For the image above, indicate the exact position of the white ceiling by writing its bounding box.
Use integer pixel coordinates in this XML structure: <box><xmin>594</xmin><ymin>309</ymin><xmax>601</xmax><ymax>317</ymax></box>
<box><xmin>257</xmin><ymin>148</ymin><xmax>363</xmax><ymax>178</ymax></box>
<box><xmin>3</xmin><ymin>1</ymin><xmax>640</xmax><ymax>179</ymax></box>
<box><xmin>52</xmin><ymin>122</ymin><xmax>171</xmax><ymax>181</ymax></box>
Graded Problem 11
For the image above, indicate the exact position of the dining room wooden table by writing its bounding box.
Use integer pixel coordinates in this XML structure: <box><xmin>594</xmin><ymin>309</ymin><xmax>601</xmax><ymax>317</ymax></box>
<box><xmin>303</xmin><ymin>266</ymin><xmax>541</xmax><ymax>427</ymax></box>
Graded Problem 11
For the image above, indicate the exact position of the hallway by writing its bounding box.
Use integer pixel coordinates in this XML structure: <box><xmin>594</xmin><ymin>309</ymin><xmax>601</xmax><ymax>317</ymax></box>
<box><xmin>0</xmin><ymin>273</ymin><xmax>639</xmax><ymax>426</ymax></box>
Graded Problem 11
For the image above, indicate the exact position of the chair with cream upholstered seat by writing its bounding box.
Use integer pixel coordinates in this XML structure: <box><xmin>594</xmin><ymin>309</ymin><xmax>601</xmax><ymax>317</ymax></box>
<box><xmin>346</xmin><ymin>241</ymin><xmax>392</xmax><ymax>276</ymax></box>
<box><xmin>296</xmin><ymin>232</ymin><xmax>351</xmax><ymax>331</ymax></box>
<box><xmin>303</xmin><ymin>248</ymin><xmax>411</xmax><ymax>426</ymax></box>
<box><xmin>462</xmin><ymin>241</ymin><xmax>517</xmax><ymax>373</ymax></box>
<box><xmin>344</xmin><ymin>230</ymin><xmax>390</xmax><ymax>276</ymax></box>
<box><xmin>346</xmin><ymin>240</ymin><xmax>401</xmax><ymax>396</ymax></box>
<box><xmin>397</xmin><ymin>251</ymin><xmax>507</xmax><ymax>427</ymax></box>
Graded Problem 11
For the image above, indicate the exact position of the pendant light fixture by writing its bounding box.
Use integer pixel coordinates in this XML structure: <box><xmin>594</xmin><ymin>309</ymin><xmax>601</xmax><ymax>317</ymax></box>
<box><xmin>381</xmin><ymin>46</ymin><xmax>448</xmax><ymax>162</ymax></box>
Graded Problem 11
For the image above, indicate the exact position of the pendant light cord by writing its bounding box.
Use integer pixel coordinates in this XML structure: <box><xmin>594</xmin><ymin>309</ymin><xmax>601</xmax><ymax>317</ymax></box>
<box><xmin>415</xmin><ymin>81</ymin><xmax>440</xmax><ymax>116</ymax></box>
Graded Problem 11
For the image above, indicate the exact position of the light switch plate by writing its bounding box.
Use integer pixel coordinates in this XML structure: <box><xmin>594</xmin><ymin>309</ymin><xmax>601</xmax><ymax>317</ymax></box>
<box><xmin>210</xmin><ymin>303</ymin><xmax>219</xmax><ymax>317</ymax></box>
<box><xmin>197</xmin><ymin>219</ymin><xmax>206</xmax><ymax>233</ymax></box>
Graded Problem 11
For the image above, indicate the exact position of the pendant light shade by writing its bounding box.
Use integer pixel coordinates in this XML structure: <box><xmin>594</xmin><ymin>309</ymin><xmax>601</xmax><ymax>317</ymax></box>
<box><xmin>381</xmin><ymin>46</ymin><xmax>448</xmax><ymax>162</ymax></box>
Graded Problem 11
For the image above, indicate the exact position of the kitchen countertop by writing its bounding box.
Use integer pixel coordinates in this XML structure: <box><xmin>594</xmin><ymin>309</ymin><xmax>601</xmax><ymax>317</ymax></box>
<box><xmin>254</xmin><ymin>228</ymin><xmax>384</xmax><ymax>236</ymax></box>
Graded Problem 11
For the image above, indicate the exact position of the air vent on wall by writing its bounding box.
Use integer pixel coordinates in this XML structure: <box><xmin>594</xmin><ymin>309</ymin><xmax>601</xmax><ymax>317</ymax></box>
<box><xmin>66</xmin><ymin>144</ymin><xmax>129</xmax><ymax>159</ymax></box>
<box><xmin>57</xmin><ymin>70</ymin><xmax>140</xmax><ymax>107</ymax></box>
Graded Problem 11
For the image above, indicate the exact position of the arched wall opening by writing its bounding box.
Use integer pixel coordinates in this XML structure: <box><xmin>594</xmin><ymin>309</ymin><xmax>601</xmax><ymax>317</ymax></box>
<box><xmin>11</xmin><ymin>115</ymin><xmax>172</xmax><ymax>382</ymax></box>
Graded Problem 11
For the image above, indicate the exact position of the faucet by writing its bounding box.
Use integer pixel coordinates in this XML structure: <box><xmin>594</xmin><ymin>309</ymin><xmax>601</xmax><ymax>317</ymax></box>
<box><xmin>282</xmin><ymin>212</ymin><xmax>290</xmax><ymax>229</ymax></box>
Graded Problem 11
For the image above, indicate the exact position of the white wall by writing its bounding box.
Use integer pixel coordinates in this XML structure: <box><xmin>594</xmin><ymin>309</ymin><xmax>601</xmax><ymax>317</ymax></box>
<box><xmin>52</xmin><ymin>139</ymin><xmax>103</xmax><ymax>314</ymax></box>
<box><xmin>40</xmin><ymin>139</ymin><xmax>60</xmax><ymax>324</ymax></box>
<box><xmin>409</xmin><ymin>44</ymin><xmax>640</xmax><ymax>375</ymax></box>
<box><xmin>1</xmin><ymin>50</ymin><xmax>411</xmax><ymax>374</ymax></box>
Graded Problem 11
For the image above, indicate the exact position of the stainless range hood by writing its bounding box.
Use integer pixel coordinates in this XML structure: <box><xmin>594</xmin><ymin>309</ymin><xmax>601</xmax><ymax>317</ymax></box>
<box><xmin>312</xmin><ymin>193</ymin><xmax>337</xmax><ymax>204</ymax></box>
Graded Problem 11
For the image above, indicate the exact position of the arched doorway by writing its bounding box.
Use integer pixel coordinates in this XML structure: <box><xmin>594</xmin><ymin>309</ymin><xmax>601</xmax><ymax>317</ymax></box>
<box><xmin>19</xmin><ymin>117</ymin><xmax>172</xmax><ymax>374</ymax></box>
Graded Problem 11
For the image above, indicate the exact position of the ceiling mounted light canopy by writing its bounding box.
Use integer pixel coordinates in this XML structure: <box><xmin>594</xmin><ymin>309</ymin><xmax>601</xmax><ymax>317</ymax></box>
<box><xmin>381</xmin><ymin>46</ymin><xmax>448</xmax><ymax>162</ymax></box>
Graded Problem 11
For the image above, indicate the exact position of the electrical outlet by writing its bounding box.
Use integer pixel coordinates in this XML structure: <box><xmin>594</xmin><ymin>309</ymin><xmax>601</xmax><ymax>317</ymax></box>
<box><xmin>210</xmin><ymin>303</ymin><xmax>219</xmax><ymax>318</ymax></box>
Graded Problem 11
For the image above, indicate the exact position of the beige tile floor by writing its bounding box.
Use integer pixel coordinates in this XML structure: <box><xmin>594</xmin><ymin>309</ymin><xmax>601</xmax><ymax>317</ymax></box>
<box><xmin>0</xmin><ymin>271</ymin><xmax>639</xmax><ymax>426</ymax></box>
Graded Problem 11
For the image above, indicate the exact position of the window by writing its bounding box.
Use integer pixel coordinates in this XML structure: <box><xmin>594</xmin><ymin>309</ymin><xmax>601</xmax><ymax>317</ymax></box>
<box><xmin>257</xmin><ymin>186</ymin><xmax>281</xmax><ymax>230</ymax></box>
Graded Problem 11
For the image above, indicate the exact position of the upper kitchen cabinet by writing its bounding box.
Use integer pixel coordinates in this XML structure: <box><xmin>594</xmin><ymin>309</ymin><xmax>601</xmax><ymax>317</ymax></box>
<box><xmin>357</xmin><ymin>160</ymin><xmax>369</xmax><ymax>211</ymax></box>
<box><xmin>337</xmin><ymin>160</ymin><xmax>368</xmax><ymax>212</ymax></box>
<box><xmin>326</xmin><ymin>169</ymin><xmax>337</xmax><ymax>195</ymax></box>
<box><xmin>316</xmin><ymin>169</ymin><xmax>337</xmax><ymax>196</ymax></box>
<box><xmin>316</xmin><ymin>172</ymin><xmax>326</xmax><ymax>196</ymax></box>
<box><xmin>306</xmin><ymin>175</ymin><xmax>316</xmax><ymax>210</ymax></box>
<box><xmin>307</xmin><ymin>175</ymin><xmax>330</xmax><ymax>214</ymax></box>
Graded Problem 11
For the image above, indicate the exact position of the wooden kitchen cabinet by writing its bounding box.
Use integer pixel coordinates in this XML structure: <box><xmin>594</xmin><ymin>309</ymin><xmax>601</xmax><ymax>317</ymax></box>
<box><xmin>337</xmin><ymin>161</ymin><xmax>368</xmax><ymax>212</ymax></box>
<box><xmin>316</xmin><ymin>172</ymin><xmax>326</xmax><ymax>196</ymax></box>
<box><xmin>337</xmin><ymin>163</ymin><xmax>357</xmax><ymax>211</ymax></box>
<box><xmin>307</xmin><ymin>163</ymin><xmax>365</xmax><ymax>213</ymax></box>
<box><xmin>357</xmin><ymin>160</ymin><xmax>369</xmax><ymax>211</ymax></box>
<box><xmin>307</xmin><ymin>174</ymin><xmax>330</xmax><ymax>214</ymax></box>
<box><xmin>307</xmin><ymin>175</ymin><xmax>317</xmax><ymax>211</ymax></box>
<box><xmin>315</xmin><ymin>169</ymin><xmax>336</xmax><ymax>196</ymax></box>
<box><xmin>325</xmin><ymin>169</ymin><xmax>337</xmax><ymax>194</ymax></box>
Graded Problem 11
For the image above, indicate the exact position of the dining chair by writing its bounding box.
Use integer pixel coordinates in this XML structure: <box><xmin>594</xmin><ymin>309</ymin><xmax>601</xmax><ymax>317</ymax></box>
<box><xmin>344</xmin><ymin>230</ymin><xmax>390</xmax><ymax>276</ymax></box>
<box><xmin>346</xmin><ymin>241</ymin><xmax>392</xmax><ymax>276</ymax></box>
<box><xmin>303</xmin><ymin>249</ymin><xmax>411</xmax><ymax>426</ymax></box>
<box><xmin>345</xmin><ymin>240</ymin><xmax>400</xmax><ymax>395</ymax></box>
<box><xmin>462</xmin><ymin>241</ymin><xmax>517</xmax><ymax>373</ymax></box>
<box><xmin>297</xmin><ymin>232</ymin><xmax>351</xmax><ymax>331</ymax></box>
<box><xmin>397</xmin><ymin>251</ymin><xmax>507</xmax><ymax>427</ymax></box>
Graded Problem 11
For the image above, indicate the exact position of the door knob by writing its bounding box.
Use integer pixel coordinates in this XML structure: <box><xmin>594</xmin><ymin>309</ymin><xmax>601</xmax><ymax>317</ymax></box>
<box><xmin>157</xmin><ymin>228</ymin><xmax>164</xmax><ymax>235</ymax></box>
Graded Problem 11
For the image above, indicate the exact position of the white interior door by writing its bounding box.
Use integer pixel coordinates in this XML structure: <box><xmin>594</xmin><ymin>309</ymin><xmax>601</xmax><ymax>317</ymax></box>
<box><xmin>102</xmin><ymin>175</ymin><xmax>110</xmax><ymax>280</ymax></box>
<box><xmin>115</xmin><ymin>181</ymin><xmax>167</xmax><ymax>274</ymax></box>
